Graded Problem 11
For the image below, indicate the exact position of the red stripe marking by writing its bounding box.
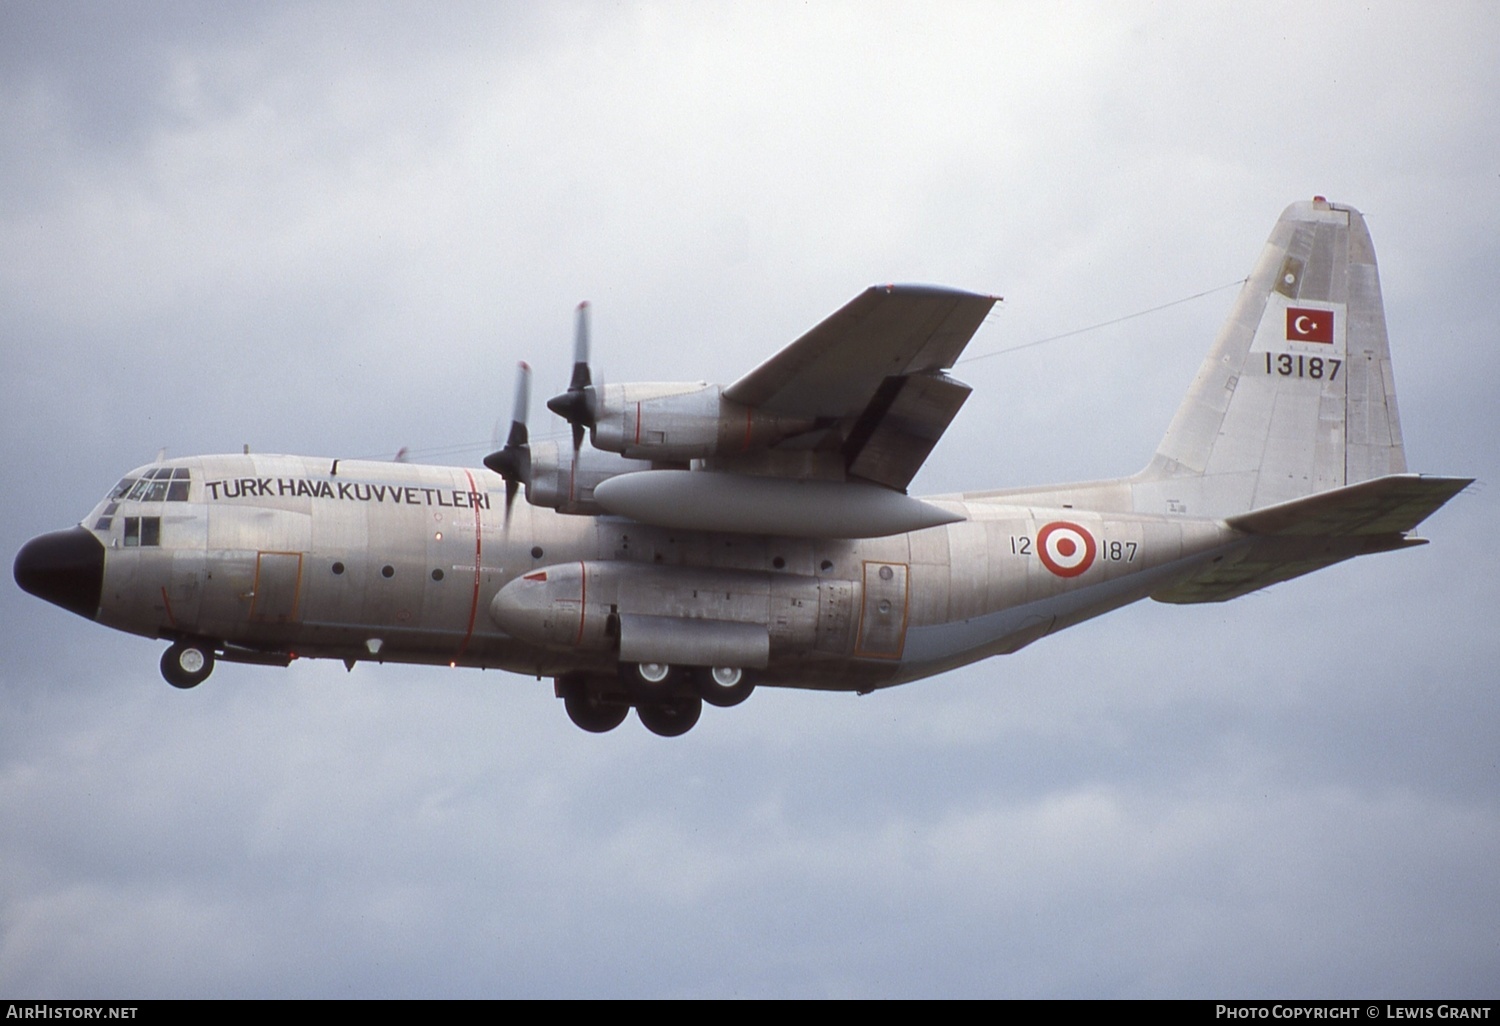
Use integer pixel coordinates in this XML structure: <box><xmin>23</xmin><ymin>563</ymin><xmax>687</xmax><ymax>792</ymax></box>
<box><xmin>160</xmin><ymin>586</ymin><xmax>177</xmax><ymax>629</ymax></box>
<box><xmin>574</xmin><ymin>560</ymin><xmax>587</xmax><ymax>647</ymax></box>
<box><xmin>742</xmin><ymin>406</ymin><xmax>753</xmax><ymax>451</ymax></box>
<box><xmin>457</xmin><ymin>469</ymin><xmax>484</xmax><ymax>658</ymax></box>
<box><xmin>634</xmin><ymin>402</ymin><xmax>642</xmax><ymax>446</ymax></box>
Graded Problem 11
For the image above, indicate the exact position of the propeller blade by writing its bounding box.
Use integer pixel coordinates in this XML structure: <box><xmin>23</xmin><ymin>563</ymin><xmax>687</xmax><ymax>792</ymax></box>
<box><xmin>569</xmin><ymin>300</ymin><xmax>591</xmax><ymax>391</ymax></box>
<box><xmin>509</xmin><ymin>358</ymin><xmax>531</xmax><ymax>432</ymax></box>
<box><xmin>483</xmin><ymin>361</ymin><xmax>533</xmax><ymax>527</ymax></box>
<box><xmin>546</xmin><ymin>301</ymin><xmax>597</xmax><ymax>455</ymax></box>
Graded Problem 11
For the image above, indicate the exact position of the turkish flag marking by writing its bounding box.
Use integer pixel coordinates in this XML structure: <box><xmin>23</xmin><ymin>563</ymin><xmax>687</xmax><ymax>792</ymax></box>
<box><xmin>1286</xmin><ymin>307</ymin><xmax>1334</xmax><ymax>343</ymax></box>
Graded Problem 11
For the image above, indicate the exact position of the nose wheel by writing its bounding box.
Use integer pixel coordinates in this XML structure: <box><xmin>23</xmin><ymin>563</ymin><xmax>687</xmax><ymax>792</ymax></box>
<box><xmin>161</xmin><ymin>641</ymin><xmax>216</xmax><ymax>689</ymax></box>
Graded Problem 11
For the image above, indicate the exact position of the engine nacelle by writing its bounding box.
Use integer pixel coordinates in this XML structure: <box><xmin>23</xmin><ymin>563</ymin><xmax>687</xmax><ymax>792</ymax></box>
<box><xmin>489</xmin><ymin>561</ymin><xmax>847</xmax><ymax>666</ymax></box>
<box><xmin>524</xmin><ymin>441</ymin><xmax>652</xmax><ymax>516</ymax></box>
<box><xmin>590</xmin><ymin>383</ymin><xmax>816</xmax><ymax>461</ymax></box>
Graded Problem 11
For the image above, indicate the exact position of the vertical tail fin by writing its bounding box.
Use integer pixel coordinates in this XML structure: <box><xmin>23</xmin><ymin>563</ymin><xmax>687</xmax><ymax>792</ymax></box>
<box><xmin>1141</xmin><ymin>198</ymin><xmax>1406</xmax><ymax>518</ymax></box>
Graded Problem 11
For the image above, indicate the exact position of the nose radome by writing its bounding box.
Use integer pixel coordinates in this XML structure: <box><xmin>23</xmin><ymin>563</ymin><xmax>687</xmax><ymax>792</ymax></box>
<box><xmin>14</xmin><ymin>527</ymin><xmax>105</xmax><ymax>620</ymax></box>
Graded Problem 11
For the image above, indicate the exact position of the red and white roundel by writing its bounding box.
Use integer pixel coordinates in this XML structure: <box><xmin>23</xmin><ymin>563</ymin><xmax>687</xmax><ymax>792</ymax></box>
<box><xmin>1036</xmin><ymin>521</ymin><xmax>1096</xmax><ymax>578</ymax></box>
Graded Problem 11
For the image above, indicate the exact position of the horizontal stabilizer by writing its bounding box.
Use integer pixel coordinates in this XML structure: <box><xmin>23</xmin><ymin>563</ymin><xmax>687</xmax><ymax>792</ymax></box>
<box><xmin>1151</xmin><ymin>538</ymin><xmax>1420</xmax><ymax>605</ymax></box>
<box><xmin>1153</xmin><ymin>474</ymin><xmax>1468</xmax><ymax>604</ymax></box>
<box><xmin>1225</xmin><ymin>474</ymin><xmax>1471</xmax><ymax>537</ymax></box>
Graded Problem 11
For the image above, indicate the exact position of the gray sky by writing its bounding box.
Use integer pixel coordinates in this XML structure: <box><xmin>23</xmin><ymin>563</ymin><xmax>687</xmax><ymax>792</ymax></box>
<box><xmin>2</xmin><ymin>0</ymin><xmax>1497</xmax><ymax>998</ymax></box>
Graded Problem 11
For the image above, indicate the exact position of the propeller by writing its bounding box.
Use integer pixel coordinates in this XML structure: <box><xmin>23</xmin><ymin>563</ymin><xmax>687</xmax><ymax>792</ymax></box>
<box><xmin>483</xmin><ymin>361</ymin><xmax>532</xmax><ymax>523</ymax></box>
<box><xmin>545</xmin><ymin>301</ymin><xmax>597</xmax><ymax>455</ymax></box>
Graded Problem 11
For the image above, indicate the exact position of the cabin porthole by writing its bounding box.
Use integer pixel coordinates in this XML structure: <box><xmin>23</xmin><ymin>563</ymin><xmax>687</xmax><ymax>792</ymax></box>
<box><xmin>381</xmin><ymin>564</ymin><xmax>395</xmax><ymax>578</ymax></box>
<box><xmin>331</xmin><ymin>561</ymin><xmax>345</xmax><ymax>575</ymax></box>
<box><xmin>431</xmin><ymin>568</ymin><xmax>444</xmax><ymax>582</ymax></box>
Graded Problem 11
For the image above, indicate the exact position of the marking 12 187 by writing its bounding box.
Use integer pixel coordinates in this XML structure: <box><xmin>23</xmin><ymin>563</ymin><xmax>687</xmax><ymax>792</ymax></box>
<box><xmin>1010</xmin><ymin>536</ymin><xmax>1137</xmax><ymax>561</ymax></box>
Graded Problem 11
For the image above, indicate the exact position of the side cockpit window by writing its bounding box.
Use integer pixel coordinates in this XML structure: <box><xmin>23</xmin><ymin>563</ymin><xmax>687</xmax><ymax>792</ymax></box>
<box><xmin>93</xmin><ymin>501</ymin><xmax>119</xmax><ymax>532</ymax></box>
<box><xmin>122</xmin><ymin>516</ymin><xmax>161</xmax><ymax>547</ymax></box>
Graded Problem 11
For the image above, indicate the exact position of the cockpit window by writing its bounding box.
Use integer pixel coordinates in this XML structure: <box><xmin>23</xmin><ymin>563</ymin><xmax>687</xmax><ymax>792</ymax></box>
<box><xmin>93</xmin><ymin>502</ymin><xmax>120</xmax><ymax>532</ymax></box>
<box><xmin>120</xmin><ymin>468</ymin><xmax>190</xmax><ymax>502</ymax></box>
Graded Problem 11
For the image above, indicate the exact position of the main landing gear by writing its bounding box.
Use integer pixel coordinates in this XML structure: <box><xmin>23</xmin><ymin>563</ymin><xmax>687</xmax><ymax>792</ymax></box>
<box><xmin>562</xmin><ymin>686</ymin><xmax>631</xmax><ymax>734</ymax></box>
<box><xmin>558</xmin><ymin>663</ymin><xmax>757</xmax><ymax>737</ymax></box>
<box><xmin>161</xmin><ymin>640</ymin><xmax>216</xmax><ymax>689</ymax></box>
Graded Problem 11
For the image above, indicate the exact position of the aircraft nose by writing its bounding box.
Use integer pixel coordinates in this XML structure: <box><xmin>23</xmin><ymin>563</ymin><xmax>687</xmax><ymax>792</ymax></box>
<box><xmin>14</xmin><ymin>526</ymin><xmax>105</xmax><ymax>620</ymax></box>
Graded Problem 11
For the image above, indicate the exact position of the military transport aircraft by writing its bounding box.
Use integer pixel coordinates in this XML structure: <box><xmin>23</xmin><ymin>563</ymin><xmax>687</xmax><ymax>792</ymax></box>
<box><xmin>14</xmin><ymin>199</ymin><xmax>1469</xmax><ymax>736</ymax></box>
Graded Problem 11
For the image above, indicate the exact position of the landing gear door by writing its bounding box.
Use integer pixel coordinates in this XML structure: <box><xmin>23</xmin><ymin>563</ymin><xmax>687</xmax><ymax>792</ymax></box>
<box><xmin>855</xmin><ymin>561</ymin><xmax>908</xmax><ymax>659</ymax></box>
<box><xmin>251</xmin><ymin>551</ymin><xmax>303</xmax><ymax>624</ymax></box>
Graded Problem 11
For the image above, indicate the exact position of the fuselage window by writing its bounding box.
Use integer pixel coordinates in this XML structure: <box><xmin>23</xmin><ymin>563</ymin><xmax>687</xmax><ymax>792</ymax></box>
<box><xmin>109</xmin><ymin>479</ymin><xmax>136</xmax><ymax>500</ymax></box>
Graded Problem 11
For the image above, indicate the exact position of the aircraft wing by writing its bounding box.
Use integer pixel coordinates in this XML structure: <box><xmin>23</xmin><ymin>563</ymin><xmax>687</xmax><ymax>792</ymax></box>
<box><xmin>723</xmin><ymin>284</ymin><xmax>997</xmax><ymax>490</ymax></box>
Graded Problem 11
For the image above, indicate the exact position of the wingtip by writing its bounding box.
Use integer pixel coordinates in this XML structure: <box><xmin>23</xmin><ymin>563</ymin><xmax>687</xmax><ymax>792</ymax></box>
<box><xmin>868</xmin><ymin>282</ymin><xmax>1001</xmax><ymax>302</ymax></box>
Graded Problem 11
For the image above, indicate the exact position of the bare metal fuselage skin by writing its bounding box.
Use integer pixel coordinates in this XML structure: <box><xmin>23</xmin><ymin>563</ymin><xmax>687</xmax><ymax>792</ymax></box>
<box><xmin>76</xmin><ymin>453</ymin><xmax>1236</xmax><ymax>692</ymax></box>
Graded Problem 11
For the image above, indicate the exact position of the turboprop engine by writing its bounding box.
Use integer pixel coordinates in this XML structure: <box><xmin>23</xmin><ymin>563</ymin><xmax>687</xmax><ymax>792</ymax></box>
<box><xmin>522</xmin><ymin>440</ymin><xmax>651</xmax><ymax>516</ymax></box>
<box><xmin>588</xmin><ymin>382</ymin><xmax>818</xmax><ymax>462</ymax></box>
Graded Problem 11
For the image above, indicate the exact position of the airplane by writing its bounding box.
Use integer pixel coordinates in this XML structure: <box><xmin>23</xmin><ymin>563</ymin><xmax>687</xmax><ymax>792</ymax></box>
<box><xmin>13</xmin><ymin>198</ymin><xmax>1470</xmax><ymax>737</ymax></box>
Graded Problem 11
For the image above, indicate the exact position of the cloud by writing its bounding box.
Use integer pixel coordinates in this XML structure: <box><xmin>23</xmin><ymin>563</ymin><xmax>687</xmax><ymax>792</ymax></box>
<box><xmin>3</xmin><ymin>0</ymin><xmax>1497</xmax><ymax>998</ymax></box>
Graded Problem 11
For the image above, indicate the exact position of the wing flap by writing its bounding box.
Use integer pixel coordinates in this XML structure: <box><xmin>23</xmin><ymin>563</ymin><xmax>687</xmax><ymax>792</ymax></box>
<box><xmin>843</xmin><ymin>371</ymin><xmax>972</xmax><ymax>490</ymax></box>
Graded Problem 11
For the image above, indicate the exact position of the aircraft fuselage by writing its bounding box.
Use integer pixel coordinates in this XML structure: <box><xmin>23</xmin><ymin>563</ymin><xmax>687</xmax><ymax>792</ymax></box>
<box><xmin>31</xmin><ymin>452</ymin><xmax>1239</xmax><ymax>695</ymax></box>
